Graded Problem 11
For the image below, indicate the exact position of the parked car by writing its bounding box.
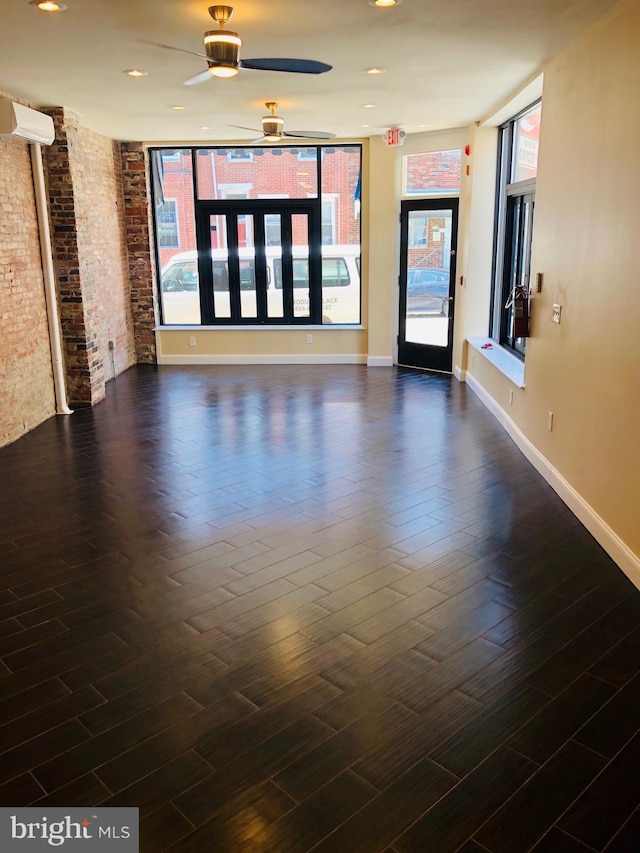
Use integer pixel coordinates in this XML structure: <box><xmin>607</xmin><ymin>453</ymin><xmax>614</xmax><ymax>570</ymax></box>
<box><xmin>160</xmin><ymin>258</ymin><xmax>199</xmax><ymax>292</ymax></box>
<box><xmin>406</xmin><ymin>267</ymin><xmax>451</xmax><ymax>315</ymax></box>
<box><xmin>160</xmin><ymin>246</ymin><xmax>361</xmax><ymax>324</ymax></box>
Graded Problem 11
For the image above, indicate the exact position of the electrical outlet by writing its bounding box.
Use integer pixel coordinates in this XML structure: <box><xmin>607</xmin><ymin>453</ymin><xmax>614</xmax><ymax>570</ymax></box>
<box><xmin>552</xmin><ymin>303</ymin><xmax>562</xmax><ymax>324</ymax></box>
<box><xmin>547</xmin><ymin>411</ymin><xmax>554</xmax><ymax>431</ymax></box>
<box><xmin>189</xmin><ymin>336</ymin><xmax>196</xmax><ymax>347</ymax></box>
<box><xmin>306</xmin><ymin>334</ymin><xmax>313</xmax><ymax>344</ymax></box>
<box><xmin>509</xmin><ymin>390</ymin><xmax>514</xmax><ymax>407</ymax></box>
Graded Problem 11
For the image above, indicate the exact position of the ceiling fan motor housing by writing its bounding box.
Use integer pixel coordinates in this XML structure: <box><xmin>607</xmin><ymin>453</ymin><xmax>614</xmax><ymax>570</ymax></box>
<box><xmin>263</xmin><ymin>117</ymin><xmax>284</xmax><ymax>137</ymax></box>
<box><xmin>204</xmin><ymin>29</ymin><xmax>241</xmax><ymax>70</ymax></box>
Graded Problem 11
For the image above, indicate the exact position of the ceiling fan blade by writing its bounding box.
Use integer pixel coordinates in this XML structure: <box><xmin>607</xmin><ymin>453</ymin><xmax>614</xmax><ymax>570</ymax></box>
<box><xmin>184</xmin><ymin>69</ymin><xmax>214</xmax><ymax>86</ymax></box>
<box><xmin>283</xmin><ymin>131</ymin><xmax>336</xmax><ymax>139</ymax></box>
<box><xmin>141</xmin><ymin>40</ymin><xmax>212</xmax><ymax>62</ymax></box>
<box><xmin>239</xmin><ymin>58</ymin><xmax>332</xmax><ymax>74</ymax></box>
<box><xmin>228</xmin><ymin>124</ymin><xmax>263</xmax><ymax>133</ymax></box>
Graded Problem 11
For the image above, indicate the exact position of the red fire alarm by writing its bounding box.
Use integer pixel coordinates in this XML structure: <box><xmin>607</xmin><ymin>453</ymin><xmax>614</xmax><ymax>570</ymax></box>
<box><xmin>464</xmin><ymin>144</ymin><xmax>471</xmax><ymax>156</ymax></box>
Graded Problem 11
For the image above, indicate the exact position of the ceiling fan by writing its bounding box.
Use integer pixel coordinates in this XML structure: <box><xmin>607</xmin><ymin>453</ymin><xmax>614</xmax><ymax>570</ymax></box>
<box><xmin>153</xmin><ymin>5</ymin><xmax>332</xmax><ymax>85</ymax></box>
<box><xmin>229</xmin><ymin>102</ymin><xmax>336</xmax><ymax>143</ymax></box>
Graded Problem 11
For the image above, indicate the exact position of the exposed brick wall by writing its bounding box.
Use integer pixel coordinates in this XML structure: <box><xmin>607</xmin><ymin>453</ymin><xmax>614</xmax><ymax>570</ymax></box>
<box><xmin>74</xmin><ymin>125</ymin><xmax>134</xmax><ymax>382</ymax></box>
<box><xmin>44</xmin><ymin>108</ymin><xmax>87</xmax><ymax>403</ymax></box>
<box><xmin>44</xmin><ymin>109</ymin><xmax>135</xmax><ymax>405</ymax></box>
<box><xmin>0</xmin><ymin>135</ymin><xmax>56</xmax><ymax>447</ymax></box>
<box><xmin>120</xmin><ymin>143</ymin><xmax>157</xmax><ymax>363</ymax></box>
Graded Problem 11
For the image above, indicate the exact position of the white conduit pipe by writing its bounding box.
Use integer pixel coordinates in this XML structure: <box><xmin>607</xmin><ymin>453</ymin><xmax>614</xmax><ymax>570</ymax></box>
<box><xmin>30</xmin><ymin>142</ymin><xmax>73</xmax><ymax>416</ymax></box>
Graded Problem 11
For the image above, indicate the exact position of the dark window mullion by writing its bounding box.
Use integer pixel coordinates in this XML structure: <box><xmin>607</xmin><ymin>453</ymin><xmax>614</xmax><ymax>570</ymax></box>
<box><xmin>195</xmin><ymin>202</ymin><xmax>215</xmax><ymax>324</ymax></box>
<box><xmin>501</xmin><ymin>197</ymin><xmax>520</xmax><ymax>346</ymax></box>
<box><xmin>254</xmin><ymin>213</ymin><xmax>268</xmax><ymax>320</ymax></box>
<box><xmin>308</xmin><ymin>207</ymin><xmax>322</xmax><ymax>323</ymax></box>
<box><xmin>227</xmin><ymin>213</ymin><xmax>241</xmax><ymax>321</ymax></box>
<box><xmin>281</xmin><ymin>214</ymin><xmax>294</xmax><ymax>322</ymax></box>
<box><xmin>511</xmin><ymin>197</ymin><xmax>526</xmax><ymax>348</ymax></box>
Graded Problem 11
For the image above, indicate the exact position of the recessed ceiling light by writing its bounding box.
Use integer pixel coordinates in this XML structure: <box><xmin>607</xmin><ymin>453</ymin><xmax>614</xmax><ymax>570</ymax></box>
<box><xmin>366</xmin><ymin>68</ymin><xmax>386</xmax><ymax>75</ymax></box>
<box><xmin>200</xmin><ymin>126</ymin><xmax>210</xmax><ymax>130</ymax></box>
<box><xmin>363</xmin><ymin>103</ymin><xmax>377</xmax><ymax>109</ymax></box>
<box><xmin>368</xmin><ymin>0</ymin><xmax>402</xmax><ymax>7</ymax></box>
<box><xmin>29</xmin><ymin>0</ymin><xmax>67</xmax><ymax>10</ymax></box>
<box><xmin>362</xmin><ymin>124</ymin><xmax>371</xmax><ymax>128</ymax></box>
<box><xmin>170</xmin><ymin>105</ymin><xmax>186</xmax><ymax>110</ymax></box>
<box><xmin>124</xmin><ymin>69</ymin><xmax>148</xmax><ymax>78</ymax></box>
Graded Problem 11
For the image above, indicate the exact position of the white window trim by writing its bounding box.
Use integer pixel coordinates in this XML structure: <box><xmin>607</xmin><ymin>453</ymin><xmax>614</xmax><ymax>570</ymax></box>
<box><xmin>320</xmin><ymin>193</ymin><xmax>338</xmax><ymax>245</ymax></box>
<box><xmin>160</xmin><ymin>151</ymin><xmax>182</xmax><ymax>163</ymax></box>
<box><xmin>158</xmin><ymin>198</ymin><xmax>180</xmax><ymax>248</ymax></box>
<box><xmin>226</xmin><ymin>150</ymin><xmax>254</xmax><ymax>162</ymax></box>
<box><xmin>218</xmin><ymin>184</ymin><xmax>253</xmax><ymax>198</ymax></box>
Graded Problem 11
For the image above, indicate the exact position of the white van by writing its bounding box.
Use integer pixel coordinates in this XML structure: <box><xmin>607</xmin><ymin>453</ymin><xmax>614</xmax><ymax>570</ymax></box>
<box><xmin>160</xmin><ymin>245</ymin><xmax>360</xmax><ymax>325</ymax></box>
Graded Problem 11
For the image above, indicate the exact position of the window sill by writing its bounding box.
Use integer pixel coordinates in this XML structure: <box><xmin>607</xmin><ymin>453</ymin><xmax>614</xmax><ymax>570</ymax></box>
<box><xmin>155</xmin><ymin>324</ymin><xmax>365</xmax><ymax>332</ymax></box>
<box><xmin>467</xmin><ymin>337</ymin><xmax>525</xmax><ymax>388</ymax></box>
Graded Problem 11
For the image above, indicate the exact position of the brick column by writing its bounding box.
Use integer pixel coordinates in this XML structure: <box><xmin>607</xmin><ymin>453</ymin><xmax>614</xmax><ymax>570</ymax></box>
<box><xmin>120</xmin><ymin>143</ymin><xmax>157</xmax><ymax>363</ymax></box>
<box><xmin>44</xmin><ymin>108</ymin><xmax>104</xmax><ymax>406</ymax></box>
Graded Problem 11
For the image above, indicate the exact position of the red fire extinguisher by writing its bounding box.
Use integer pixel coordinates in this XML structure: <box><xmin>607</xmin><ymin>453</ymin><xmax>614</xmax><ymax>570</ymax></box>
<box><xmin>507</xmin><ymin>285</ymin><xmax>530</xmax><ymax>338</ymax></box>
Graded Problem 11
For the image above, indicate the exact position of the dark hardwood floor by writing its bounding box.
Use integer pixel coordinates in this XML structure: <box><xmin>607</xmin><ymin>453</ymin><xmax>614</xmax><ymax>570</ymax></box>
<box><xmin>1</xmin><ymin>364</ymin><xmax>638</xmax><ymax>852</ymax></box>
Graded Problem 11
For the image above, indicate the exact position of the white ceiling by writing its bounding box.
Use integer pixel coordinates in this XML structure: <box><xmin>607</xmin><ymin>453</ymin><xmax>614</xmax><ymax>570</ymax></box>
<box><xmin>1</xmin><ymin>0</ymin><xmax>619</xmax><ymax>142</ymax></box>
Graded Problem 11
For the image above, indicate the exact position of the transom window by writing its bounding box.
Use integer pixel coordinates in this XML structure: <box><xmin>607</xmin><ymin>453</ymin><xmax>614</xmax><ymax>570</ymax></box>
<box><xmin>403</xmin><ymin>149</ymin><xmax>462</xmax><ymax>196</ymax></box>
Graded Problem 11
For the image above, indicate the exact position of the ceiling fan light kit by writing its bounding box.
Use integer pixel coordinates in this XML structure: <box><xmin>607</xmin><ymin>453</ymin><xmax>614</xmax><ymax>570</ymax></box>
<box><xmin>228</xmin><ymin>102</ymin><xmax>336</xmax><ymax>143</ymax></box>
<box><xmin>29</xmin><ymin>0</ymin><xmax>67</xmax><ymax>11</ymax></box>
<box><xmin>203</xmin><ymin>7</ymin><xmax>241</xmax><ymax>77</ymax></box>
<box><xmin>262</xmin><ymin>102</ymin><xmax>285</xmax><ymax>141</ymax></box>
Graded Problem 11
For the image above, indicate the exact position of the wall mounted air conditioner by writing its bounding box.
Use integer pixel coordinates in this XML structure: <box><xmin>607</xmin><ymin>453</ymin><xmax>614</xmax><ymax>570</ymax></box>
<box><xmin>0</xmin><ymin>99</ymin><xmax>55</xmax><ymax>145</ymax></box>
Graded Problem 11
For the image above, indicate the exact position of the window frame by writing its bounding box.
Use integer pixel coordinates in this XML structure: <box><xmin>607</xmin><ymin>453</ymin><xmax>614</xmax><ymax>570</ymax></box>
<box><xmin>490</xmin><ymin>99</ymin><xmax>541</xmax><ymax>358</ymax></box>
<box><xmin>151</xmin><ymin>144</ymin><xmax>362</xmax><ymax>327</ymax></box>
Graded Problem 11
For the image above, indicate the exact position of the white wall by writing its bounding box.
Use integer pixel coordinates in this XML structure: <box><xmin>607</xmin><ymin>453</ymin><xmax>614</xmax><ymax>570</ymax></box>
<box><xmin>461</xmin><ymin>0</ymin><xmax>640</xmax><ymax>586</ymax></box>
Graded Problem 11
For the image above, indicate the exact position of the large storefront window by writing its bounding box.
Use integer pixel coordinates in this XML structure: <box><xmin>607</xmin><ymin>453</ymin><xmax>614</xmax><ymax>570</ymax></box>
<box><xmin>152</xmin><ymin>145</ymin><xmax>361</xmax><ymax>327</ymax></box>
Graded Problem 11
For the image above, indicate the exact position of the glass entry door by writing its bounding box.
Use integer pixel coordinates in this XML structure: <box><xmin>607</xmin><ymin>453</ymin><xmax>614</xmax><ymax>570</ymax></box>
<box><xmin>398</xmin><ymin>198</ymin><xmax>459</xmax><ymax>372</ymax></box>
<box><xmin>195</xmin><ymin>202</ymin><xmax>320</xmax><ymax>324</ymax></box>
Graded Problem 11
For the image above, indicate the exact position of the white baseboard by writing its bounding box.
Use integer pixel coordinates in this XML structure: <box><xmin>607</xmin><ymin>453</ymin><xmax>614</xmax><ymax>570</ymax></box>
<box><xmin>157</xmin><ymin>353</ymin><xmax>366</xmax><ymax>365</ymax></box>
<box><xmin>454</xmin><ymin>365</ymin><xmax>466</xmax><ymax>382</ymax></box>
<box><xmin>466</xmin><ymin>373</ymin><xmax>640</xmax><ymax>591</ymax></box>
<box><xmin>367</xmin><ymin>356</ymin><xmax>394</xmax><ymax>367</ymax></box>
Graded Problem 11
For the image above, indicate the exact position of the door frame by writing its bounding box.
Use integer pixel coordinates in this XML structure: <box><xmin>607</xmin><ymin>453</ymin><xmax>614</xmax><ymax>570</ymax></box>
<box><xmin>397</xmin><ymin>197</ymin><xmax>459</xmax><ymax>372</ymax></box>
